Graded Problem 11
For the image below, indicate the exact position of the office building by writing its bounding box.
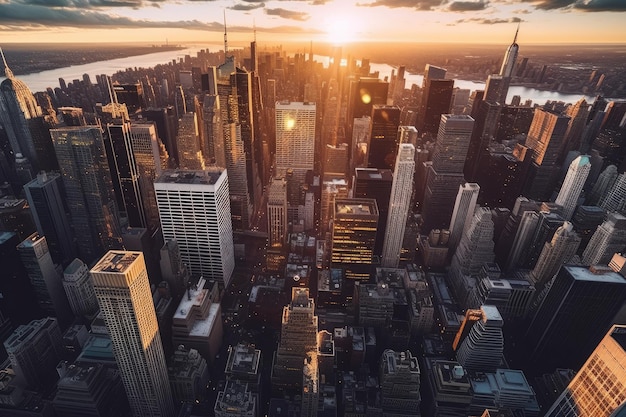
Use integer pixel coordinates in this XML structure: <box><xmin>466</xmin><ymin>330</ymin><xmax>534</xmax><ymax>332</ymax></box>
<box><xmin>418</xmin><ymin>78</ymin><xmax>455</xmax><ymax>137</ymax></box>
<box><xmin>171</xmin><ymin>277</ymin><xmax>223</xmax><ymax>362</ymax></box>
<box><xmin>17</xmin><ymin>233</ymin><xmax>72</xmax><ymax>326</ymax></box>
<box><xmin>268</xmin><ymin>177</ymin><xmax>288</xmax><ymax>248</ymax></box>
<box><xmin>465</xmin><ymin>101</ymin><xmax>502</xmax><ymax>181</ymax></box>
<box><xmin>450</xmin><ymin>208</ymin><xmax>495</xmax><ymax>306</ymax></box>
<box><xmin>214</xmin><ymin>380</ymin><xmax>257</xmax><ymax>417</ymax></box>
<box><xmin>449</xmin><ymin>183</ymin><xmax>480</xmax><ymax>250</ymax></box>
<box><xmin>354</xmin><ymin>168</ymin><xmax>392</xmax><ymax>257</ymax></box>
<box><xmin>53</xmin><ymin>362</ymin><xmax>126</xmax><ymax>417</ymax></box>
<box><xmin>0</xmin><ymin>50</ymin><xmax>42</xmax><ymax>172</ymax></box>
<box><xmin>544</xmin><ymin>325</ymin><xmax>626</xmax><ymax>417</ymax></box>
<box><xmin>469</xmin><ymin>369</ymin><xmax>540</xmax><ymax>417</ymax></box>
<box><xmin>50</xmin><ymin>126</ymin><xmax>122</xmax><ymax>263</ymax></box>
<box><xmin>524</xmin><ymin>109</ymin><xmax>571</xmax><ymax>200</ymax></box>
<box><xmin>382</xmin><ymin>144</ymin><xmax>416</xmax><ymax>267</ymax></box>
<box><xmin>63</xmin><ymin>258</ymin><xmax>99</xmax><ymax>318</ymax></box>
<box><xmin>301</xmin><ymin>352</ymin><xmax>319</xmax><ymax>417</ymax></box>
<box><xmin>272</xmin><ymin>288</ymin><xmax>318</xmax><ymax>396</ymax></box>
<box><xmin>23</xmin><ymin>172</ymin><xmax>75</xmax><ymax>264</ymax></box>
<box><xmin>275</xmin><ymin>101</ymin><xmax>316</xmax><ymax>180</ymax></box>
<box><xmin>351</xmin><ymin>115</ymin><xmax>372</xmax><ymax>173</ymax></box>
<box><xmin>523</xmin><ymin>265</ymin><xmax>626</xmax><ymax>374</ymax></box>
<box><xmin>321</xmin><ymin>175</ymin><xmax>349</xmax><ymax>235</ymax></box>
<box><xmin>421</xmin><ymin>115</ymin><xmax>474</xmax><ymax>233</ymax></box>
<box><xmin>4</xmin><ymin>317</ymin><xmax>63</xmax><ymax>390</ymax></box>
<box><xmin>331</xmin><ymin>198</ymin><xmax>379</xmax><ymax>280</ymax></box>
<box><xmin>455</xmin><ymin>306</ymin><xmax>504</xmax><ymax>373</ymax></box>
<box><xmin>582</xmin><ymin>213</ymin><xmax>626</xmax><ymax>266</ymax></box>
<box><xmin>91</xmin><ymin>251</ymin><xmax>174</xmax><ymax>417</ymax></box>
<box><xmin>130</xmin><ymin>122</ymin><xmax>167</xmax><ymax>231</ymax></box>
<box><xmin>529</xmin><ymin>222</ymin><xmax>580</xmax><ymax>289</ymax></box>
<box><xmin>159</xmin><ymin>239</ymin><xmax>189</xmax><ymax>300</ymax></box>
<box><xmin>346</xmin><ymin>77</ymin><xmax>389</xmax><ymax>128</ymax></box>
<box><xmin>555</xmin><ymin>155</ymin><xmax>591</xmax><ymax>220</ymax></box>
<box><xmin>425</xmin><ymin>359</ymin><xmax>472</xmax><ymax>417</ymax></box>
<box><xmin>155</xmin><ymin>169</ymin><xmax>234</xmax><ymax>286</ymax></box>
<box><xmin>601</xmin><ymin>172</ymin><xmax>626</xmax><ymax>215</ymax></box>
<box><xmin>368</xmin><ymin>105</ymin><xmax>401</xmax><ymax>170</ymax></box>
<box><xmin>176</xmin><ymin>112</ymin><xmax>205</xmax><ymax>170</ymax></box>
<box><xmin>380</xmin><ymin>349</ymin><xmax>421</xmax><ymax>416</ymax></box>
<box><xmin>168</xmin><ymin>345</ymin><xmax>209</xmax><ymax>404</ymax></box>
<box><xmin>225</xmin><ymin>343</ymin><xmax>262</xmax><ymax>390</ymax></box>
<box><xmin>587</xmin><ymin>164</ymin><xmax>617</xmax><ymax>206</ymax></box>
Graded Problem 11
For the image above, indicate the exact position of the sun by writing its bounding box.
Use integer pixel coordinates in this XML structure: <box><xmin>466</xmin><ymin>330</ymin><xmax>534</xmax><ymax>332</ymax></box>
<box><xmin>324</xmin><ymin>16</ymin><xmax>360</xmax><ymax>45</ymax></box>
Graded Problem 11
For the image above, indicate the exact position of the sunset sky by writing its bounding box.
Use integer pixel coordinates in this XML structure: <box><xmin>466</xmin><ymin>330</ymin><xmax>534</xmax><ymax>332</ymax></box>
<box><xmin>0</xmin><ymin>0</ymin><xmax>624</xmax><ymax>45</ymax></box>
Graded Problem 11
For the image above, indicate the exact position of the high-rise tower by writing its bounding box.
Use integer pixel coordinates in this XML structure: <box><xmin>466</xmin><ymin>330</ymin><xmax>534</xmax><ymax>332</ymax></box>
<box><xmin>267</xmin><ymin>177</ymin><xmax>288</xmax><ymax>248</ymax></box>
<box><xmin>275</xmin><ymin>101</ymin><xmax>316</xmax><ymax>180</ymax></box>
<box><xmin>582</xmin><ymin>212</ymin><xmax>626</xmax><ymax>266</ymax></box>
<box><xmin>523</xmin><ymin>265</ymin><xmax>626</xmax><ymax>374</ymax></box>
<box><xmin>555</xmin><ymin>155</ymin><xmax>591</xmax><ymax>220</ymax></box>
<box><xmin>529</xmin><ymin>221</ymin><xmax>580</xmax><ymax>289</ymax></box>
<box><xmin>449</xmin><ymin>183</ymin><xmax>480</xmax><ymax>250</ymax></box>
<box><xmin>544</xmin><ymin>325</ymin><xmax>626</xmax><ymax>417</ymax></box>
<box><xmin>455</xmin><ymin>305</ymin><xmax>504</xmax><ymax>373</ymax></box>
<box><xmin>91</xmin><ymin>251</ymin><xmax>174</xmax><ymax>417</ymax></box>
<box><xmin>421</xmin><ymin>114</ymin><xmax>474</xmax><ymax>233</ymax></box>
<box><xmin>50</xmin><ymin>126</ymin><xmax>122</xmax><ymax>263</ymax></box>
<box><xmin>382</xmin><ymin>144</ymin><xmax>415</xmax><ymax>268</ymax></box>
<box><xmin>155</xmin><ymin>169</ymin><xmax>234</xmax><ymax>286</ymax></box>
<box><xmin>499</xmin><ymin>24</ymin><xmax>520</xmax><ymax>78</ymax></box>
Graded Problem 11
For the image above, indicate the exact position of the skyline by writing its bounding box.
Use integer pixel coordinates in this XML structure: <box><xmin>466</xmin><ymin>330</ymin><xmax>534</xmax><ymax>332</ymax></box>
<box><xmin>0</xmin><ymin>0</ymin><xmax>624</xmax><ymax>45</ymax></box>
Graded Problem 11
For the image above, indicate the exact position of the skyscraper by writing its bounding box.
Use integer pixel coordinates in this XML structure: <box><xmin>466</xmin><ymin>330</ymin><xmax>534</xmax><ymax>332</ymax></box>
<box><xmin>523</xmin><ymin>265</ymin><xmax>626</xmax><ymax>374</ymax></box>
<box><xmin>421</xmin><ymin>114</ymin><xmax>474</xmax><ymax>233</ymax></box>
<box><xmin>267</xmin><ymin>177</ymin><xmax>288</xmax><ymax>248</ymax></box>
<box><xmin>380</xmin><ymin>349</ymin><xmax>421</xmax><ymax>415</ymax></box>
<box><xmin>17</xmin><ymin>233</ymin><xmax>72</xmax><ymax>326</ymax></box>
<box><xmin>91</xmin><ymin>251</ymin><xmax>174</xmax><ymax>417</ymax></box>
<box><xmin>155</xmin><ymin>169</ymin><xmax>234</xmax><ymax>286</ymax></box>
<box><xmin>524</xmin><ymin>108</ymin><xmax>571</xmax><ymax>200</ymax></box>
<box><xmin>449</xmin><ymin>183</ymin><xmax>480</xmax><ymax>250</ymax></box>
<box><xmin>368</xmin><ymin>105</ymin><xmax>401</xmax><ymax>170</ymax></box>
<box><xmin>62</xmin><ymin>258</ymin><xmax>99</xmax><ymax>318</ymax></box>
<box><xmin>331</xmin><ymin>198</ymin><xmax>379</xmax><ymax>280</ymax></box>
<box><xmin>23</xmin><ymin>171</ymin><xmax>75</xmax><ymax>264</ymax></box>
<box><xmin>275</xmin><ymin>101</ymin><xmax>316</xmax><ymax>180</ymax></box>
<box><xmin>417</xmin><ymin>79</ymin><xmax>455</xmax><ymax>137</ymax></box>
<box><xmin>500</xmin><ymin>25</ymin><xmax>520</xmax><ymax>79</ymax></box>
<box><xmin>50</xmin><ymin>126</ymin><xmax>122</xmax><ymax>263</ymax></box>
<box><xmin>582</xmin><ymin>212</ymin><xmax>626</xmax><ymax>266</ymax></box>
<box><xmin>272</xmin><ymin>288</ymin><xmax>318</xmax><ymax>396</ymax></box>
<box><xmin>544</xmin><ymin>325</ymin><xmax>626</xmax><ymax>417</ymax></box>
<box><xmin>176</xmin><ymin>112</ymin><xmax>205</xmax><ymax>170</ymax></box>
<box><xmin>555</xmin><ymin>155</ymin><xmax>591</xmax><ymax>220</ymax></box>
<box><xmin>354</xmin><ymin>168</ymin><xmax>392</xmax><ymax>257</ymax></box>
<box><xmin>0</xmin><ymin>48</ymin><xmax>42</xmax><ymax>173</ymax></box>
<box><xmin>529</xmin><ymin>221</ymin><xmax>580</xmax><ymax>289</ymax></box>
<box><xmin>455</xmin><ymin>305</ymin><xmax>504</xmax><ymax>373</ymax></box>
<box><xmin>600</xmin><ymin>172</ymin><xmax>626</xmax><ymax>214</ymax></box>
<box><xmin>382</xmin><ymin>144</ymin><xmax>415</xmax><ymax>268</ymax></box>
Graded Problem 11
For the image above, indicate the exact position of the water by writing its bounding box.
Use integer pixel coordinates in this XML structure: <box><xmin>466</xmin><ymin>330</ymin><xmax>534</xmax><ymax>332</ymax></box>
<box><xmin>5</xmin><ymin>45</ymin><xmax>595</xmax><ymax>106</ymax></box>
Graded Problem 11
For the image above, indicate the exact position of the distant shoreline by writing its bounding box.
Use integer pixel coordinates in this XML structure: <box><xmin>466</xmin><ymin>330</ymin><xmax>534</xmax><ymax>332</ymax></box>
<box><xmin>3</xmin><ymin>45</ymin><xmax>185</xmax><ymax>77</ymax></box>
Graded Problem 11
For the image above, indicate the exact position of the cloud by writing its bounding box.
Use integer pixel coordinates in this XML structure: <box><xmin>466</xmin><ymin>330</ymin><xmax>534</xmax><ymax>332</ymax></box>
<box><xmin>574</xmin><ymin>0</ymin><xmax>626</xmax><ymax>11</ymax></box>
<box><xmin>229</xmin><ymin>2</ymin><xmax>264</xmax><ymax>11</ymax></box>
<box><xmin>15</xmin><ymin>0</ymin><xmax>163</xmax><ymax>8</ymax></box>
<box><xmin>455</xmin><ymin>16</ymin><xmax>523</xmax><ymax>23</ymax></box>
<box><xmin>358</xmin><ymin>0</ymin><xmax>445</xmax><ymax>11</ymax></box>
<box><xmin>0</xmin><ymin>2</ymin><xmax>320</xmax><ymax>32</ymax></box>
<box><xmin>265</xmin><ymin>7</ymin><xmax>309</xmax><ymax>20</ymax></box>
<box><xmin>447</xmin><ymin>0</ymin><xmax>488</xmax><ymax>11</ymax></box>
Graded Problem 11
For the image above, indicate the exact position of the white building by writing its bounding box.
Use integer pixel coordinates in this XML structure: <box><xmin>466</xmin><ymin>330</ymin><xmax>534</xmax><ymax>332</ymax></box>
<box><xmin>90</xmin><ymin>251</ymin><xmax>174</xmax><ymax>417</ymax></box>
<box><xmin>555</xmin><ymin>155</ymin><xmax>591</xmax><ymax>220</ymax></box>
<box><xmin>62</xmin><ymin>258</ymin><xmax>98</xmax><ymax>317</ymax></box>
<box><xmin>382</xmin><ymin>144</ymin><xmax>416</xmax><ymax>268</ymax></box>
<box><xmin>449</xmin><ymin>183</ymin><xmax>480</xmax><ymax>250</ymax></box>
<box><xmin>155</xmin><ymin>169</ymin><xmax>234</xmax><ymax>286</ymax></box>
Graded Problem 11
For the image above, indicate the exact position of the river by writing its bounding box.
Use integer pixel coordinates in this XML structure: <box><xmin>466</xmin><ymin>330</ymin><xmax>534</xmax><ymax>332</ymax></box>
<box><xmin>3</xmin><ymin>44</ymin><xmax>595</xmax><ymax>106</ymax></box>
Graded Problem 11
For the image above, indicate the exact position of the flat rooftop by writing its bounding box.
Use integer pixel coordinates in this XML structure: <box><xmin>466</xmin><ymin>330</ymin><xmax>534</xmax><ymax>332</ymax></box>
<box><xmin>156</xmin><ymin>170</ymin><xmax>223</xmax><ymax>185</ymax></box>
<box><xmin>335</xmin><ymin>199</ymin><xmax>378</xmax><ymax>217</ymax></box>
<box><xmin>611</xmin><ymin>325</ymin><xmax>626</xmax><ymax>351</ymax></box>
<box><xmin>91</xmin><ymin>251</ymin><xmax>140</xmax><ymax>273</ymax></box>
<box><xmin>566</xmin><ymin>265</ymin><xmax>626</xmax><ymax>284</ymax></box>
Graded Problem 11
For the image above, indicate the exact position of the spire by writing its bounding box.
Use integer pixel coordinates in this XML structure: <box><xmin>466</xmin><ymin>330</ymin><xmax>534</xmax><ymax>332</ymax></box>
<box><xmin>513</xmin><ymin>22</ymin><xmax>520</xmax><ymax>45</ymax></box>
<box><xmin>0</xmin><ymin>47</ymin><xmax>14</xmax><ymax>79</ymax></box>
<box><xmin>253</xmin><ymin>18</ymin><xmax>257</xmax><ymax>43</ymax></box>
<box><xmin>223</xmin><ymin>10</ymin><xmax>229</xmax><ymax>58</ymax></box>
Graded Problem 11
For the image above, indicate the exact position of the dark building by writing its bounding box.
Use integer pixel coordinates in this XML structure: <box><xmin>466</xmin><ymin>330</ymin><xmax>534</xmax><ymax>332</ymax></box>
<box><xmin>113</xmin><ymin>84</ymin><xmax>144</xmax><ymax>113</ymax></box>
<box><xmin>417</xmin><ymin>79</ymin><xmax>454</xmax><ymax>137</ymax></box>
<box><xmin>368</xmin><ymin>105</ymin><xmax>401</xmax><ymax>170</ymax></box>
<box><xmin>354</xmin><ymin>168</ymin><xmax>392</xmax><ymax>258</ymax></box>
<box><xmin>496</xmin><ymin>105</ymin><xmax>535</xmax><ymax>143</ymax></box>
<box><xmin>143</xmin><ymin>107</ymin><xmax>178</xmax><ymax>167</ymax></box>
<box><xmin>522</xmin><ymin>265</ymin><xmax>626</xmax><ymax>375</ymax></box>
<box><xmin>464</xmin><ymin>101</ymin><xmax>502</xmax><ymax>181</ymax></box>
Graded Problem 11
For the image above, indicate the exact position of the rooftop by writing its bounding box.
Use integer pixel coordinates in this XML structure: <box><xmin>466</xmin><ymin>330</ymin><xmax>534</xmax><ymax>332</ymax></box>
<box><xmin>566</xmin><ymin>265</ymin><xmax>626</xmax><ymax>284</ymax></box>
<box><xmin>91</xmin><ymin>251</ymin><xmax>140</xmax><ymax>273</ymax></box>
<box><xmin>156</xmin><ymin>169</ymin><xmax>223</xmax><ymax>185</ymax></box>
<box><xmin>335</xmin><ymin>198</ymin><xmax>378</xmax><ymax>217</ymax></box>
<box><xmin>610</xmin><ymin>325</ymin><xmax>626</xmax><ymax>352</ymax></box>
<box><xmin>226</xmin><ymin>344</ymin><xmax>261</xmax><ymax>375</ymax></box>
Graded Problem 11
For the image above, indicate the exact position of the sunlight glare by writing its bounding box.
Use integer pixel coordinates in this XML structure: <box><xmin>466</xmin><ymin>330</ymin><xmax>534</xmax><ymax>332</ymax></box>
<box><xmin>325</xmin><ymin>16</ymin><xmax>360</xmax><ymax>45</ymax></box>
